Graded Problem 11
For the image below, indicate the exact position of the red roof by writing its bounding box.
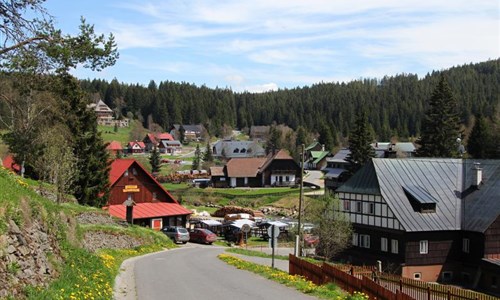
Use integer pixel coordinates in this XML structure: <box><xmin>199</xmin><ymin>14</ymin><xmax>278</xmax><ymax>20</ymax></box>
<box><xmin>2</xmin><ymin>155</ymin><xmax>21</xmax><ymax>172</ymax></box>
<box><xmin>128</xmin><ymin>141</ymin><xmax>146</xmax><ymax>148</ymax></box>
<box><xmin>146</xmin><ymin>133</ymin><xmax>157</xmax><ymax>144</ymax></box>
<box><xmin>157</xmin><ymin>133</ymin><xmax>174</xmax><ymax>141</ymax></box>
<box><xmin>106</xmin><ymin>141</ymin><xmax>123</xmax><ymax>151</ymax></box>
<box><xmin>109</xmin><ymin>158</ymin><xmax>180</xmax><ymax>204</ymax></box>
<box><xmin>105</xmin><ymin>202</ymin><xmax>191</xmax><ymax>219</ymax></box>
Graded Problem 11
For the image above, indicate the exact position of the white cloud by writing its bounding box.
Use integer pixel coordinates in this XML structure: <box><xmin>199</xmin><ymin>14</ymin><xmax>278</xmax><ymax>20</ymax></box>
<box><xmin>243</xmin><ymin>83</ymin><xmax>279</xmax><ymax>93</ymax></box>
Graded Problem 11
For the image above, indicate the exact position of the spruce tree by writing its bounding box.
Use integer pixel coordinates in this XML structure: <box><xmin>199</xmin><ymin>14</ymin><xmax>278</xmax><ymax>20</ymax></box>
<box><xmin>467</xmin><ymin>115</ymin><xmax>497</xmax><ymax>158</ymax></box>
<box><xmin>416</xmin><ymin>74</ymin><xmax>461</xmax><ymax>157</ymax></box>
<box><xmin>192</xmin><ymin>144</ymin><xmax>201</xmax><ymax>170</ymax></box>
<box><xmin>149</xmin><ymin>145</ymin><xmax>161</xmax><ymax>174</ymax></box>
<box><xmin>59</xmin><ymin>74</ymin><xmax>110</xmax><ymax>207</ymax></box>
<box><xmin>346</xmin><ymin>109</ymin><xmax>375</xmax><ymax>174</ymax></box>
<box><xmin>203</xmin><ymin>141</ymin><xmax>214</xmax><ymax>162</ymax></box>
<box><xmin>318</xmin><ymin>122</ymin><xmax>334</xmax><ymax>151</ymax></box>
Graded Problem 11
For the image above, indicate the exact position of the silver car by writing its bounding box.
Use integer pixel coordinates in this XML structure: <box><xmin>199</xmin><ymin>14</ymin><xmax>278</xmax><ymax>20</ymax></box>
<box><xmin>161</xmin><ymin>226</ymin><xmax>190</xmax><ymax>244</ymax></box>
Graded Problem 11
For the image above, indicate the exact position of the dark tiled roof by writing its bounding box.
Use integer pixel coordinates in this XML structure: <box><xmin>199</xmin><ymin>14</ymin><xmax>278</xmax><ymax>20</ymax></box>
<box><xmin>337</xmin><ymin>158</ymin><xmax>500</xmax><ymax>233</ymax></box>
<box><xmin>209</xmin><ymin>166</ymin><xmax>225</xmax><ymax>177</ymax></box>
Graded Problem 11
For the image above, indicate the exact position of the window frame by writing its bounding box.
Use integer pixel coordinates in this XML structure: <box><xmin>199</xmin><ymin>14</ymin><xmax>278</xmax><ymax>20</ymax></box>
<box><xmin>419</xmin><ymin>240</ymin><xmax>428</xmax><ymax>254</ymax></box>
<box><xmin>381</xmin><ymin>237</ymin><xmax>388</xmax><ymax>252</ymax></box>
<box><xmin>391</xmin><ymin>239</ymin><xmax>399</xmax><ymax>254</ymax></box>
<box><xmin>462</xmin><ymin>238</ymin><xmax>470</xmax><ymax>253</ymax></box>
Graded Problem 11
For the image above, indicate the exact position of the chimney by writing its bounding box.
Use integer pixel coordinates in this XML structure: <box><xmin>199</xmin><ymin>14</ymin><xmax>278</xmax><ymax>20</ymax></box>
<box><xmin>472</xmin><ymin>162</ymin><xmax>483</xmax><ymax>188</ymax></box>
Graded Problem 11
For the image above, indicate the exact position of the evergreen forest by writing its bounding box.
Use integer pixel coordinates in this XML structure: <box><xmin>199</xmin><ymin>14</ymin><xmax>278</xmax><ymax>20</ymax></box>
<box><xmin>79</xmin><ymin>59</ymin><xmax>499</xmax><ymax>145</ymax></box>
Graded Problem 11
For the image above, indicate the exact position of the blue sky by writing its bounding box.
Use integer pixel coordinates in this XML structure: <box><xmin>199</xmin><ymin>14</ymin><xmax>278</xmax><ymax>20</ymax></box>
<box><xmin>46</xmin><ymin>0</ymin><xmax>499</xmax><ymax>92</ymax></box>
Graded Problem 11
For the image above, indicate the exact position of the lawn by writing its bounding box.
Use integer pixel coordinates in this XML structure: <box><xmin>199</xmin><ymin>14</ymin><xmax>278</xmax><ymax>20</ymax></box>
<box><xmin>98</xmin><ymin>125</ymin><xmax>131</xmax><ymax>145</ymax></box>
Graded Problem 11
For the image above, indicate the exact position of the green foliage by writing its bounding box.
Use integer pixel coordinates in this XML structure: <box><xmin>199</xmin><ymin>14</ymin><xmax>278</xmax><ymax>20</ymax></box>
<box><xmin>149</xmin><ymin>146</ymin><xmax>161</xmax><ymax>173</ymax></box>
<box><xmin>80</xmin><ymin>60</ymin><xmax>498</xmax><ymax>146</ymax></box>
<box><xmin>192</xmin><ymin>143</ymin><xmax>201</xmax><ymax>170</ymax></box>
<box><xmin>417</xmin><ymin>75</ymin><xmax>461</xmax><ymax>158</ymax></box>
<box><xmin>346</xmin><ymin>110</ymin><xmax>375</xmax><ymax>174</ymax></box>
<box><xmin>203</xmin><ymin>141</ymin><xmax>214</xmax><ymax>162</ymax></box>
<box><xmin>467</xmin><ymin>115</ymin><xmax>499</xmax><ymax>158</ymax></box>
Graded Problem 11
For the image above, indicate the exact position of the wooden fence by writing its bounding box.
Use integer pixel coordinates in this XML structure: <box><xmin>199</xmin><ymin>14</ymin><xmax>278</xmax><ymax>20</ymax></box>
<box><xmin>378</xmin><ymin>273</ymin><xmax>498</xmax><ymax>300</ymax></box>
<box><xmin>289</xmin><ymin>255</ymin><xmax>496</xmax><ymax>300</ymax></box>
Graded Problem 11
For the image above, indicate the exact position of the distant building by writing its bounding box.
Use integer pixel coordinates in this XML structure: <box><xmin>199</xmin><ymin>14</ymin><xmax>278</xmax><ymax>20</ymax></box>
<box><xmin>212</xmin><ymin>140</ymin><xmax>266</xmax><ymax>159</ymax></box>
<box><xmin>143</xmin><ymin>132</ymin><xmax>176</xmax><ymax>152</ymax></box>
<box><xmin>106</xmin><ymin>141</ymin><xmax>124</xmax><ymax>156</ymax></box>
<box><xmin>87</xmin><ymin>99</ymin><xmax>129</xmax><ymax>127</ymax></box>
<box><xmin>127</xmin><ymin>141</ymin><xmax>146</xmax><ymax>154</ymax></box>
<box><xmin>250</xmin><ymin>126</ymin><xmax>269</xmax><ymax>141</ymax></box>
<box><xmin>210</xmin><ymin>149</ymin><xmax>300</xmax><ymax>188</ymax></box>
<box><xmin>371</xmin><ymin>142</ymin><xmax>416</xmax><ymax>158</ymax></box>
<box><xmin>170</xmin><ymin>124</ymin><xmax>206</xmax><ymax>142</ymax></box>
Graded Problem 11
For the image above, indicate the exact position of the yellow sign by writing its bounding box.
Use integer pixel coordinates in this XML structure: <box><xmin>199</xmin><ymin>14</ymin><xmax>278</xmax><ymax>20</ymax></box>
<box><xmin>123</xmin><ymin>185</ymin><xmax>140</xmax><ymax>193</ymax></box>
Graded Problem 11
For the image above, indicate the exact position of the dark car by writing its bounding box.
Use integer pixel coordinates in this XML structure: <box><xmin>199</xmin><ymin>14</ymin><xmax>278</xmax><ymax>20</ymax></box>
<box><xmin>189</xmin><ymin>228</ymin><xmax>217</xmax><ymax>244</ymax></box>
<box><xmin>161</xmin><ymin>226</ymin><xmax>190</xmax><ymax>244</ymax></box>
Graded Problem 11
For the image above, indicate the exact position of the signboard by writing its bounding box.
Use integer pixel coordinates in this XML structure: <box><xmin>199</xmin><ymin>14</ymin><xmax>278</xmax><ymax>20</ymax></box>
<box><xmin>267</xmin><ymin>225</ymin><xmax>280</xmax><ymax>238</ymax></box>
<box><xmin>123</xmin><ymin>185</ymin><xmax>140</xmax><ymax>193</ymax></box>
<box><xmin>241</xmin><ymin>224</ymin><xmax>251</xmax><ymax>233</ymax></box>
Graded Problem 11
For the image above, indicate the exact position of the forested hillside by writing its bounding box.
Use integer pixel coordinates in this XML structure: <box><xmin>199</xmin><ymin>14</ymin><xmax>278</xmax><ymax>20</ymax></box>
<box><xmin>80</xmin><ymin>59</ymin><xmax>499</xmax><ymax>143</ymax></box>
<box><xmin>1</xmin><ymin>60</ymin><xmax>496</xmax><ymax>146</ymax></box>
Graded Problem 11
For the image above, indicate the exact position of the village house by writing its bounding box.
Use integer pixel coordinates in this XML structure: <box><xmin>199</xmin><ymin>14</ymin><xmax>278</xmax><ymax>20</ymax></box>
<box><xmin>170</xmin><ymin>124</ymin><xmax>206</xmax><ymax>142</ymax></box>
<box><xmin>105</xmin><ymin>159</ymin><xmax>191</xmax><ymax>230</ymax></box>
<box><xmin>334</xmin><ymin>158</ymin><xmax>500</xmax><ymax>295</ymax></box>
<box><xmin>212</xmin><ymin>139</ymin><xmax>266</xmax><ymax>159</ymax></box>
<box><xmin>87</xmin><ymin>99</ymin><xmax>129</xmax><ymax>127</ymax></box>
<box><xmin>210</xmin><ymin>149</ymin><xmax>300</xmax><ymax>188</ymax></box>
<box><xmin>106</xmin><ymin>141</ymin><xmax>124</xmax><ymax>156</ymax></box>
<box><xmin>142</xmin><ymin>132</ymin><xmax>176</xmax><ymax>152</ymax></box>
<box><xmin>249</xmin><ymin>125</ymin><xmax>269</xmax><ymax>142</ymax></box>
<box><xmin>127</xmin><ymin>141</ymin><xmax>146</xmax><ymax>154</ymax></box>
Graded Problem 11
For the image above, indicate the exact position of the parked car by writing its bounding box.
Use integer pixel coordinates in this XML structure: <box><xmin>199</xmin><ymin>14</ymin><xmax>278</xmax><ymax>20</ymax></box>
<box><xmin>189</xmin><ymin>228</ymin><xmax>217</xmax><ymax>244</ymax></box>
<box><xmin>161</xmin><ymin>226</ymin><xmax>190</xmax><ymax>244</ymax></box>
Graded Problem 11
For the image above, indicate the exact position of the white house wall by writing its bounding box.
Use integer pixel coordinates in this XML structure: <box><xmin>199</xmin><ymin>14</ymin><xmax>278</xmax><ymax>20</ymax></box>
<box><xmin>339</xmin><ymin>192</ymin><xmax>403</xmax><ymax>231</ymax></box>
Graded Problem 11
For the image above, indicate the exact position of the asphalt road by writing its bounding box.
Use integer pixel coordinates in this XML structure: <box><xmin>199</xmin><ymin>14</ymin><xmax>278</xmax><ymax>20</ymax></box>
<box><xmin>132</xmin><ymin>245</ymin><xmax>317</xmax><ymax>300</ymax></box>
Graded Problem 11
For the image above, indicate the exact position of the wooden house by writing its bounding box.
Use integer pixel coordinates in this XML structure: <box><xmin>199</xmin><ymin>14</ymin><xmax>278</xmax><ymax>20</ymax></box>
<box><xmin>211</xmin><ymin>149</ymin><xmax>300</xmax><ymax>188</ymax></box>
<box><xmin>105</xmin><ymin>159</ymin><xmax>191</xmax><ymax>230</ymax></box>
<box><xmin>127</xmin><ymin>141</ymin><xmax>146</xmax><ymax>154</ymax></box>
<box><xmin>334</xmin><ymin>158</ymin><xmax>500</xmax><ymax>295</ymax></box>
<box><xmin>249</xmin><ymin>125</ymin><xmax>269</xmax><ymax>141</ymax></box>
<box><xmin>158</xmin><ymin>140</ymin><xmax>182</xmax><ymax>155</ymax></box>
<box><xmin>143</xmin><ymin>132</ymin><xmax>175</xmax><ymax>152</ymax></box>
<box><xmin>170</xmin><ymin>124</ymin><xmax>205</xmax><ymax>142</ymax></box>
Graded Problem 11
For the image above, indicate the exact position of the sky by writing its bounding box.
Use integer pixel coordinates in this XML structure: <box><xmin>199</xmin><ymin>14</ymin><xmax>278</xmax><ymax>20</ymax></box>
<box><xmin>45</xmin><ymin>0</ymin><xmax>499</xmax><ymax>93</ymax></box>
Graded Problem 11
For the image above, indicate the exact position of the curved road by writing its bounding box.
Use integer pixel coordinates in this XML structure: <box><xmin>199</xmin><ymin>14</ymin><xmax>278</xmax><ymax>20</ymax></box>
<box><xmin>132</xmin><ymin>245</ymin><xmax>316</xmax><ymax>300</ymax></box>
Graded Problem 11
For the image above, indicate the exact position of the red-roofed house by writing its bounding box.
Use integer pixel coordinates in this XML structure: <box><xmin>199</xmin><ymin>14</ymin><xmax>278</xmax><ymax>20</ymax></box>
<box><xmin>2</xmin><ymin>155</ymin><xmax>21</xmax><ymax>173</ymax></box>
<box><xmin>105</xmin><ymin>159</ymin><xmax>191</xmax><ymax>229</ymax></box>
<box><xmin>211</xmin><ymin>149</ymin><xmax>300</xmax><ymax>188</ymax></box>
<box><xmin>106</xmin><ymin>141</ymin><xmax>124</xmax><ymax>156</ymax></box>
<box><xmin>143</xmin><ymin>132</ymin><xmax>176</xmax><ymax>152</ymax></box>
<box><xmin>127</xmin><ymin>141</ymin><xmax>146</xmax><ymax>154</ymax></box>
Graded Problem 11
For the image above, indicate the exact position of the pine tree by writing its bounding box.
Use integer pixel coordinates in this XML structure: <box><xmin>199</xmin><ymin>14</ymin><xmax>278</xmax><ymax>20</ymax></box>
<box><xmin>192</xmin><ymin>144</ymin><xmax>201</xmax><ymax>170</ymax></box>
<box><xmin>416</xmin><ymin>74</ymin><xmax>461</xmax><ymax>157</ymax></box>
<box><xmin>149</xmin><ymin>145</ymin><xmax>161</xmax><ymax>174</ymax></box>
<box><xmin>467</xmin><ymin>115</ymin><xmax>497</xmax><ymax>158</ymax></box>
<box><xmin>318</xmin><ymin>122</ymin><xmax>334</xmax><ymax>151</ymax></box>
<box><xmin>59</xmin><ymin>74</ymin><xmax>110</xmax><ymax>207</ymax></box>
<box><xmin>203</xmin><ymin>141</ymin><xmax>214</xmax><ymax>162</ymax></box>
<box><xmin>179</xmin><ymin>125</ymin><xmax>186</xmax><ymax>144</ymax></box>
<box><xmin>346</xmin><ymin>109</ymin><xmax>375</xmax><ymax>174</ymax></box>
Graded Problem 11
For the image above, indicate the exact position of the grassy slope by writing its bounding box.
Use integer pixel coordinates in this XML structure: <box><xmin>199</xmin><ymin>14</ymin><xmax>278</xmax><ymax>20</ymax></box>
<box><xmin>98</xmin><ymin>125</ymin><xmax>131</xmax><ymax>145</ymax></box>
<box><xmin>0</xmin><ymin>166</ymin><xmax>176</xmax><ymax>299</ymax></box>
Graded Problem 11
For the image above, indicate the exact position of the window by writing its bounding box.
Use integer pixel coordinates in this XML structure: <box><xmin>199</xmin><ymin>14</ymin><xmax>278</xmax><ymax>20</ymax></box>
<box><xmin>356</xmin><ymin>201</ymin><xmax>362</xmax><ymax>213</ymax></box>
<box><xmin>492</xmin><ymin>276</ymin><xmax>498</xmax><ymax>288</ymax></box>
<box><xmin>352</xmin><ymin>233</ymin><xmax>359</xmax><ymax>246</ymax></box>
<box><xmin>381</xmin><ymin>237</ymin><xmax>388</xmax><ymax>252</ymax></box>
<box><xmin>233</xmin><ymin>148</ymin><xmax>239</xmax><ymax>153</ymax></box>
<box><xmin>152</xmin><ymin>192</ymin><xmax>157</xmax><ymax>200</ymax></box>
<box><xmin>360</xmin><ymin>234</ymin><xmax>370</xmax><ymax>248</ymax></box>
<box><xmin>462</xmin><ymin>238</ymin><xmax>470</xmax><ymax>253</ymax></box>
<box><xmin>420</xmin><ymin>240</ymin><xmax>428</xmax><ymax>254</ymax></box>
<box><xmin>368</xmin><ymin>203</ymin><xmax>375</xmax><ymax>214</ymax></box>
<box><xmin>413</xmin><ymin>273</ymin><xmax>421</xmax><ymax>280</ymax></box>
<box><xmin>132</xmin><ymin>168</ymin><xmax>137</xmax><ymax>175</ymax></box>
<box><xmin>391</xmin><ymin>239</ymin><xmax>399</xmax><ymax>254</ymax></box>
<box><xmin>127</xmin><ymin>194</ymin><xmax>132</xmax><ymax>201</ymax></box>
<box><xmin>124</xmin><ymin>169</ymin><xmax>129</xmax><ymax>177</ymax></box>
<box><xmin>343</xmin><ymin>200</ymin><xmax>351</xmax><ymax>212</ymax></box>
<box><xmin>286</xmin><ymin>176</ymin><xmax>290</xmax><ymax>182</ymax></box>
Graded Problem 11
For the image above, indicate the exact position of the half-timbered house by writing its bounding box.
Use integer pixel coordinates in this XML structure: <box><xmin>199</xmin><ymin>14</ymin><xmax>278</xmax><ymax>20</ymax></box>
<box><xmin>334</xmin><ymin>158</ymin><xmax>500</xmax><ymax>295</ymax></box>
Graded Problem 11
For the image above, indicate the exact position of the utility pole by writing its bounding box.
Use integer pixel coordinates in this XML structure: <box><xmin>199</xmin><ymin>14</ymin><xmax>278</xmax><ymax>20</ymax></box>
<box><xmin>295</xmin><ymin>144</ymin><xmax>305</xmax><ymax>256</ymax></box>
